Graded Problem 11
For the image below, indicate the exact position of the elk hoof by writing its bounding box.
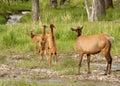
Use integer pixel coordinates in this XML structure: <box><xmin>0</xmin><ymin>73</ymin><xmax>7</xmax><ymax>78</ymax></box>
<box><xmin>104</xmin><ymin>73</ymin><xmax>107</xmax><ymax>75</ymax></box>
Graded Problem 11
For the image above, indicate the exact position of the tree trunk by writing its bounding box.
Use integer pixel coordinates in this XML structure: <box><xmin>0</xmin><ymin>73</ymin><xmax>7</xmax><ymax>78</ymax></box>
<box><xmin>60</xmin><ymin>0</ymin><xmax>66</xmax><ymax>5</ymax></box>
<box><xmin>7</xmin><ymin>0</ymin><xmax>11</xmax><ymax>5</ymax></box>
<box><xmin>85</xmin><ymin>0</ymin><xmax>106</xmax><ymax>22</ymax></box>
<box><xmin>104</xmin><ymin>0</ymin><xmax>114</xmax><ymax>9</ymax></box>
<box><xmin>96</xmin><ymin>0</ymin><xmax>106</xmax><ymax>16</ymax></box>
<box><xmin>91</xmin><ymin>0</ymin><xmax>98</xmax><ymax>21</ymax></box>
<box><xmin>50</xmin><ymin>0</ymin><xmax>57</xmax><ymax>8</ymax></box>
<box><xmin>85</xmin><ymin>0</ymin><xmax>97</xmax><ymax>22</ymax></box>
<box><xmin>85</xmin><ymin>0</ymin><xmax>91</xmax><ymax>21</ymax></box>
<box><xmin>32</xmin><ymin>0</ymin><xmax>40</xmax><ymax>22</ymax></box>
<box><xmin>22</xmin><ymin>0</ymin><xmax>29</xmax><ymax>2</ymax></box>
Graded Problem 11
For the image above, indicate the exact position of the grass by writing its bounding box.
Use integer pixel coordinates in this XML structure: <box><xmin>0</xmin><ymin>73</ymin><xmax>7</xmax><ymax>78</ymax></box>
<box><xmin>51</xmin><ymin>56</ymin><xmax>77</xmax><ymax>71</ymax></box>
<box><xmin>0</xmin><ymin>21</ymin><xmax>120</xmax><ymax>54</ymax></box>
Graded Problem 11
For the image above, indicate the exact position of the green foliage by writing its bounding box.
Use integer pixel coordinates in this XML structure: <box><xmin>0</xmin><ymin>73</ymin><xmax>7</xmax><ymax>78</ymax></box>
<box><xmin>40</xmin><ymin>7</ymin><xmax>87</xmax><ymax>24</ymax></box>
<box><xmin>0</xmin><ymin>15</ymin><xmax>7</xmax><ymax>24</ymax></box>
<box><xmin>0</xmin><ymin>3</ymin><xmax>8</xmax><ymax>14</ymax></box>
<box><xmin>2</xmin><ymin>30</ymin><xmax>18</xmax><ymax>47</ymax></box>
<box><xmin>0</xmin><ymin>21</ymin><xmax>120</xmax><ymax>54</ymax></box>
<box><xmin>0</xmin><ymin>0</ymin><xmax>31</xmax><ymax>24</ymax></box>
<box><xmin>6</xmin><ymin>1</ymin><xmax>31</xmax><ymax>13</ymax></box>
<box><xmin>99</xmin><ymin>8</ymin><xmax>120</xmax><ymax>21</ymax></box>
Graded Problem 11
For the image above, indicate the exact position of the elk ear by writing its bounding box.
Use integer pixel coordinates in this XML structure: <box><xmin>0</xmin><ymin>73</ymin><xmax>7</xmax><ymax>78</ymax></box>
<box><xmin>50</xmin><ymin>24</ymin><xmax>56</xmax><ymax>29</ymax></box>
<box><xmin>71</xmin><ymin>28</ymin><xmax>76</xmax><ymax>31</ymax></box>
<box><xmin>43</xmin><ymin>25</ymin><xmax>48</xmax><ymax>28</ymax></box>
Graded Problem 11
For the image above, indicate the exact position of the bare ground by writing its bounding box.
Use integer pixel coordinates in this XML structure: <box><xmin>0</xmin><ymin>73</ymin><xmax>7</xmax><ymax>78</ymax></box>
<box><xmin>0</xmin><ymin>53</ymin><xmax>120</xmax><ymax>85</ymax></box>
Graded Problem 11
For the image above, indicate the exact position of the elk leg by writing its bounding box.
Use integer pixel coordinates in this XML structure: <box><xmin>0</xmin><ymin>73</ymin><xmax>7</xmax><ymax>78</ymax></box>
<box><xmin>78</xmin><ymin>54</ymin><xmax>84</xmax><ymax>75</ymax></box>
<box><xmin>107</xmin><ymin>54</ymin><xmax>112</xmax><ymax>74</ymax></box>
<box><xmin>87</xmin><ymin>54</ymin><xmax>91</xmax><ymax>74</ymax></box>
<box><xmin>34</xmin><ymin>43</ymin><xmax>37</xmax><ymax>54</ymax></box>
<box><xmin>40</xmin><ymin>50</ymin><xmax>44</xmax><ymax>61</ymax></box>
<box><xmin>49</xmin><ymin>53</ymin><xmax>53</xmax><ymax>67</ymax></box>
<box><xmin>54</xmin><ymin>52</ymin><xmax>58</xmax><ymax>64</ymax></box>
<box><xmin>104</xmin><ymin>53</ymin><xmax>112</xmax><ymax>75</ymax></box>
<box><xmin>45</xmin><ymin>48</ymin><xmax>49</xmax><ymax>60</ymax></box>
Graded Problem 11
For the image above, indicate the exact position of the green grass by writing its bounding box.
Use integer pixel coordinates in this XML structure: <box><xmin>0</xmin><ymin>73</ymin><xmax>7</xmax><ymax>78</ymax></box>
<box><xmin>52</xmin><ymin>56</ymin><xmax>77</xmax><ymax>71</ymax></box>
<box><xmin>0</xmin><ymin>15</ymin><xmax>7</xmax><ymax>24</ymax></box>
<box><xmin>0</xmin><ymin>21</ymin><xmax>120</xmax><ymax>54</ymax></box>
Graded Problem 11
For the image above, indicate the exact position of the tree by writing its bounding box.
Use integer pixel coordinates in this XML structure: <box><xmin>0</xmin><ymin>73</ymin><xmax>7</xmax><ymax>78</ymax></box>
<box><xmin>97</xmin><ymin>0</ymin><xmax>106</xmax><ymax>16</ymax></box>
<box><xmin>21</xmin><ymin>0</ymin><xmax>29</xmax><ymax>2</ymax></box>
<box><xmin>85</xmin><ymin>0</ymin><xmax>106</xmax><ymax>22</ymax></box>
<box><xmin>60</xmin><ymin>0</ymin><xmax>66</xmax><ymax>5</ymax></box>
<box><xmin>50</xmin><ymin>0</ymin><xmax>58</xmax><ymax>8</ymax></box>
<box><xmin>60</xmin><ymin>0</ymin><xmax>70</xmax><ymax>6</ymax></box>
<box><xmin>104</xmin><ymin>0</ymin><xmax>114</xmax><ymax>9</ymax></box>
<box><xmin>32</xmin><ymin>0</ymin><xmax>40</xmax><ymax>22</ymax></box>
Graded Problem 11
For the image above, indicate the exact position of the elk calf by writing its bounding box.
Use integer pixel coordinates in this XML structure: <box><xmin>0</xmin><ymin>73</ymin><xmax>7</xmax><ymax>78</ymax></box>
<box><xmin>30</xmin><ymin>30</ymin><xmax>42</xmax><ymax>54</ymax></box>
<box><xmin>47</xmin><ymin>24</ymin><xmax>58</xmax><ymax>67</ymax></box>
<box><xmin>39</xmin><ymin>25</ymin><xmax>48</xmax><ymax>61</ymax></box>
<box><xmin>71</xmin><ymin>26</ymin><xmax>114</xmax><ymax>75</ymax></box>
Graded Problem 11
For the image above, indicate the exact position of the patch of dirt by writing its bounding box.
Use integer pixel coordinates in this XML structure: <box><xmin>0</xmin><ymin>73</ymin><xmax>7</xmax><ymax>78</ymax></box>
<box><xmin>0</xmin><ymin>53</ymin><xmax>120</xmax><ymax>85</ymax></box>
<box><xmin>0</xmin><ymin>64</ymin><xmax>58</xmax><ymax>80</ymax></box>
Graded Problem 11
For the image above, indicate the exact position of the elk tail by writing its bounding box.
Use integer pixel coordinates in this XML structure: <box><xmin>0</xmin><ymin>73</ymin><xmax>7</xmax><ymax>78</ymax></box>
<box><xmin>106</xmin><ymin>34</ymin><xmax>114</xmax><ymax>44</ymax></box>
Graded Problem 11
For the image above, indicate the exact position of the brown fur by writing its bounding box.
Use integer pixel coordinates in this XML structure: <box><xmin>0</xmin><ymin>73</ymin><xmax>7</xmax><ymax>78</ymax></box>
<box><xmin>30</xmin><ymin>31</ymin><xmax>42</xmax><ymax>54</ymax></box>
<box><xmin>71</xmin><ymin>26</ymin><xmax>114</xmax><ymax>75</ymax></box>
<box><xmin>47</xmin><ymin>24</ymin><xmax>58</xmax><ymax>67</ymax></box>
<box><xmin>39</xmin><ymin>25</ymin><xmax>48</xmax><ymax>61</ymax></box>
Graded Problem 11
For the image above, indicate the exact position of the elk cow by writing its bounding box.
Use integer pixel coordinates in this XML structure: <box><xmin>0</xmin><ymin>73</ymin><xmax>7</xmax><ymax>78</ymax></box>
<box><xmin>71</xmin><ymin>26</ymin><xmax>114</xmax><ymax>75</ymax></box>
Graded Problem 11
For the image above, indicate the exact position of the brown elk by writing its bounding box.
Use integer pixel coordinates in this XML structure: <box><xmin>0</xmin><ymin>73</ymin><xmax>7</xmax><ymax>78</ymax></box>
<box><xmin>39</xmin><ymin>25</ymin><xmax>48</xmax><ymax>61</ymax></box>
<box><xmin>71</xmin><ymin>26</ymin><xmax>114</xmax><ymax>75</ymax></box>
<box><xmin>47</xmin><ymin>24</ymin><xmax>58</xmax><ymax>67</ymax></box>
<box><xmin>30</xmin><ymin>25</ymin><xmax>48</xmax><ymax>55</ymax></box>
<box><xmin>30</xmin><ymin>30</ymin><xmax>42</xmax><ymax>54</ymax></box>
